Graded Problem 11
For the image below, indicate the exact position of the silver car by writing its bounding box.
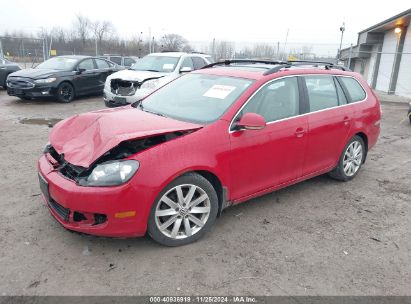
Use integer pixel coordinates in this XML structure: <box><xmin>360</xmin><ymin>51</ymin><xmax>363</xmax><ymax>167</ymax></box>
<box><xmin>103</xmin><ymin>52</ymin><xmax>213</xmax><ymax>107</ymax></box>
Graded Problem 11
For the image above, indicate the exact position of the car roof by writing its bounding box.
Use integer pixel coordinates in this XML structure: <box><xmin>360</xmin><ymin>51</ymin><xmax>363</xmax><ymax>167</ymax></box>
<box><xmin>148</xmin><ymin>52</ymin><xmax>210</xmax><ymax>58</ymax></box>
<box><xmin>58</xmin><ymin>55</ymin><xmax>92</xmax><ymax>60</ymax></box>
<box><xmin>195</xmin><ymin>60</ymin><xmax>353</xmax><ymax>80</ymax></box>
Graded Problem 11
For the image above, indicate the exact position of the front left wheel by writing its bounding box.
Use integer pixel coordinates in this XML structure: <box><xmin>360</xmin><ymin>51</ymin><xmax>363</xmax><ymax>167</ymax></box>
<box><xmin>148</xmin><ymin>173</ymin><xmax>218</xmax><ymax>246</ymax></box>
<box><xmin>56</xmin><ymin>82</ymin><xmax>75</xmax><ymax>103</ymax></box>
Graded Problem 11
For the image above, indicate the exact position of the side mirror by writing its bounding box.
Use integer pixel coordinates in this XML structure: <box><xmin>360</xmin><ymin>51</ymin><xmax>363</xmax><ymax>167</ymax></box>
<box><xmin>180</xmin><ymin>66</ymin><xmax>193</xmax><ymax>73</ymax></box>
<box><xmin>77</xmin><ymin>68</ymin><xmax>86</xmax><ymax>74</ymax></box>
<box><xmin>235</xmin><ymin>113</ymin><xmax>266</xmax><ymax>131</ymax></box>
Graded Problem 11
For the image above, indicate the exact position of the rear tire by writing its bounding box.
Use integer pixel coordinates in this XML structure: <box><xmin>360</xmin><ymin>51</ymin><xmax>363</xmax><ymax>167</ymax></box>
<box><xmin>328</xmin><ymin>135</ymin><xmax>365</xmax><ymax>181</ymax></box>
<box><xmin>148</xmin><ymin>173</ymin><xmax>218</xmax><ymax>247</ymax></box>
<box><xmin>56</xmin><ymin>82</ymin><xmax>75</xmax><ymax>103</ymax></box>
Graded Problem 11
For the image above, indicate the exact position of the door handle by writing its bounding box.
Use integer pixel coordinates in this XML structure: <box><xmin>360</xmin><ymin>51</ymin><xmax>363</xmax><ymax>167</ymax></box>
<box><xmin>295</xmin><ymin>127</ymin><xmax>305</xmax><ymax>138</ymax></box>
<box><xmin>343</xmin><ymin>116</ymin><xmax>351</xmax><ymax>126</ymax></box>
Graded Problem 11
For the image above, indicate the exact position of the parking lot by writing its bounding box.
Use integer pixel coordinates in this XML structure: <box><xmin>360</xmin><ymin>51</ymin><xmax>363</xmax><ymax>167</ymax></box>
<box><xmin>0</xmin><ymin>89</ymin><xmax>410</xmax><ymax>296</ymax></box>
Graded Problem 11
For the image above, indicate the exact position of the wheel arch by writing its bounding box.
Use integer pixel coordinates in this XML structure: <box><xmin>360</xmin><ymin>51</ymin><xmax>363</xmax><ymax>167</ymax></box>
<box><xmin>58</xmin><ymin>79</ymin><xmax>75</xmax><ymax>91</ymax></box>
<box><xmin>193</xmin><ymin>170</ymin><xmax>228</xmax><ymax>217</ymax></box>
<box><xmin>355</xmin><ymin>132</ymin><xmax>368</xmax><ymax>163</ymax></box>
<box><xmin>167</xmin><ymin>168</ymin><xmax>229</xmax><ymax>217</ymax></box>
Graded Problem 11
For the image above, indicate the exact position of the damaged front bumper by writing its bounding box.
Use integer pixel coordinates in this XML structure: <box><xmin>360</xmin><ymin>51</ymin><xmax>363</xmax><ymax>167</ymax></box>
<box><xmin>103</xmin><ymin>78</ymin><xmax>155</xmax><ymax>108</ymax></box>
<box><xmin>37</xmin><ymin>154</ymin><xmax>151</xmax><ymax>237</ymax></box>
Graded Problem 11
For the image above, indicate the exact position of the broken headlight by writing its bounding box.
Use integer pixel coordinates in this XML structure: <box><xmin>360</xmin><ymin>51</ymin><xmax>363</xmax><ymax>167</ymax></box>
<box><xmin>80</xmin><ymin>160</ymin><xmax>139</xmax><ymax>186</ymax></box>
<box><xmin>140</xmin><ymin>79</ymin><xmax>160</xmax><ymax>90</ymax></box>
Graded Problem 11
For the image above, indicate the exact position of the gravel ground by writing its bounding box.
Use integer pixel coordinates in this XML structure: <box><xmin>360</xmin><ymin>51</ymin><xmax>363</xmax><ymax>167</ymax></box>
<box><xmin>0</xmin><ymin>90</ymin><xmax>410</xmax><ymax>296</ymax></box>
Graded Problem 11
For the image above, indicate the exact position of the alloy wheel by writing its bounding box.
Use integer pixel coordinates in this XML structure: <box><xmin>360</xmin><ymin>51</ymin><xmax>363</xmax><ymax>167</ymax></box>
<box><xmin>343</xmin><ymin>140</ymin><xmax>363</xmax><ymax>177</ymax></box>
<box><xmin>60</xmin><ymin>85</ymin><xmax>73</xmax><ymax>101</ymax></box>
<box><xmin>154</xmin><ymin>184</ymin><xmax>211</xmax><ymax>239</ymax></box>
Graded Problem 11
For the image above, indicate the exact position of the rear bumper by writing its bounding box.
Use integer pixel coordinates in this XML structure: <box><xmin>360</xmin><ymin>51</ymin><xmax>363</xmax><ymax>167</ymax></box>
<box><xmin>37</xmin><ymin>154</ymin><xmax>154</xmax><ymax>237</ymax></box>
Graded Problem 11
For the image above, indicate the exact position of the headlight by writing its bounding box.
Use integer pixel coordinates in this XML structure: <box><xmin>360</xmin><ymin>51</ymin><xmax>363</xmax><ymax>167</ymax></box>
<box><xmin>104</xmin><ymin>78</ymin><xmax>110</xmax><ymax>90</ymax></box>
<box><xmin>43</xmin><ymin>142</ymin><xmax>51</xmax><ymax>153</ymax></box>
<box><xmin>140</xmin><ymin>78</ymin><xmax>160</xmax><ymax>90</ymax></box>
<box><xmin>35</xmin><ymin>77</ymin><xmax>56</xmax><ymax>84</ymax></box>
<box><xmin>79</xmin><ymin>160</ymin><xmax>139</xmax><ymax>186</ymax></box>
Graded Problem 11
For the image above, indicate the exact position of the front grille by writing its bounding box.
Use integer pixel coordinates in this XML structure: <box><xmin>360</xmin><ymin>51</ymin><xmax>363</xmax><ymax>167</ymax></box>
<box><xmin>45</xmin><ymin>145</ymin><xmax>85</xmax><ymax>181</ymax></box>
<box><xmin>111</xmin><ymin>79</ymin><xmax>137</xmax><ymax>96</ymax></box>
<box><xmin>7</xmin><ymin>77</ymin><xmax>35</xmax><ymax>89</ymax></box>
<box><xmin>48</xmin><ymin>198</ymin><xmax>70</xmax><ymax>222</ymax></box>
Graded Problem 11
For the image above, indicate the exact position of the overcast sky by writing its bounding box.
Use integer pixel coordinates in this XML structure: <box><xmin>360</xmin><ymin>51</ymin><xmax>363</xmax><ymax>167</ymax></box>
<box><xmin>1</xmin><ymin>0</ymin><xmax>410</xmax><ymax>53</ymax></box>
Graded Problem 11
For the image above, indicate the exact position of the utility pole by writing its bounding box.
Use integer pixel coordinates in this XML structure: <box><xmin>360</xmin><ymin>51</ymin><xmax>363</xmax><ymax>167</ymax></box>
<box><xmin>212</xmin><ymin>38</ymin><xmax>215</xmax><ymax>60</ymax></box>
<box><xmin>277</xmin><ymin>41</ymin><xmax>280</xmax><ymax>59</ymax></box>
<box><xmin>42</xmin><ymin>38</ymin><xmax>46</xmax><ymax>61</ymax></box>
<box><xmin>338</xmin><ymin>22</ymin><xmax>345</xmax><ymax>60</ymax></box>
<box><xmin>0</xmin><ymin>39</ymin><xmax>4</xmax><ymax>58</ymax></box>
<box><xmin>282</xmin><ymin>28</ymin><xmax>289</xmax><ymax>61</ymax></box>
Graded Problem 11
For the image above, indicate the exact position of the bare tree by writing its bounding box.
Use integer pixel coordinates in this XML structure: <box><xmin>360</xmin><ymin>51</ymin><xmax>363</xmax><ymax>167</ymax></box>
<box><xmin>73</xmin><ymin>14</ymin><xmax>90</xmax><ymax>49</ymax></box>
<box><xmin>214</xmin><ymin>40</ymin><xmax>235</xmax><ymax>60</ymax></box>
<box><xmin>252</xmin><ymin>43</ymin><xmax>276</xmax><ymax>59</ymax></box>
<box><xmin>159</xmin><ymin>34</ymin><xmax>188</xmax><ymax>51</ymax></box>
<box><xmin>91</xmin><ymin>20</ymin><xmax>114</xmax><ymax>55</ymax></box>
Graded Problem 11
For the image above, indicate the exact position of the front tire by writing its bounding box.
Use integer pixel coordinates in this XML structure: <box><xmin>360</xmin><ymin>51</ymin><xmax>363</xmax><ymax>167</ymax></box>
<box><xmin>56</xmin><ymin>82</ymin><xmax>75</xmax><ymax>103</ymax></box>
<box><xmin>329</xmin><ymin>135</ymin><xmax>365</xmax><ymax>181</ymax></box>
<box><xmin>148</xmin><ymin>173</ymin><xmax>218</xmax><ymax>247</ymax></box>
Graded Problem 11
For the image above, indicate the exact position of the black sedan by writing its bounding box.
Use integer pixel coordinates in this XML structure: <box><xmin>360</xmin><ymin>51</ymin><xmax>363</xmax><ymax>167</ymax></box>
<box><xmin>0</xmin><ymin>58</ymin><xmax>21</xmax><ymax>88</ymax></box>
<box><xmin>6</xmin><ymin>55</ymin><xmax>119</xmax><ymax>102</ymax></box>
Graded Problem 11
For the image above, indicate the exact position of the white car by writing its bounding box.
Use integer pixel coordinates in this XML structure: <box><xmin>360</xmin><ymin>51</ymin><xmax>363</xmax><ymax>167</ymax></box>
<box><xmin>103</xmin><ymin>52</ymin><xmax>213</xmax><ymax>107</ymax></box>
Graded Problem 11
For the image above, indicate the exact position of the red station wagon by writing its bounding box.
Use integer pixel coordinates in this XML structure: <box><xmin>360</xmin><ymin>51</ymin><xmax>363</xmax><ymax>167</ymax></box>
<box><xmin>38</xmin><ymin>60</ymin><xmax>381</xmax><ymax>246</ymax></box>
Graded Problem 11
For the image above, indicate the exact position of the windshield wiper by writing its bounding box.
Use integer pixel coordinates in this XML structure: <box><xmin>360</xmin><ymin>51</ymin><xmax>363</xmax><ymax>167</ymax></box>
<box><xmin>144</xmin><ymin>69</ymin><xmax>160</xmax><ymax>72</ymax></box>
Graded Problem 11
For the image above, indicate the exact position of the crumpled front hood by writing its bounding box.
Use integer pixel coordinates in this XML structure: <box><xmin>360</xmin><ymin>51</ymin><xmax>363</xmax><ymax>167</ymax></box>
<box><xmin>106</xmin><ymin>69</ymin><xmax>170</xmax><ymax>82</ymax></box>
<box><xmin>49</xmin><ymin>107</ymin><xmax>202</xmax><ymax>167</ymax></box>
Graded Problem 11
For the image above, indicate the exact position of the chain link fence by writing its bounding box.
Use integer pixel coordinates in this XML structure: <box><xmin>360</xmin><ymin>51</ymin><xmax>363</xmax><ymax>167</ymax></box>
<box><xmin>0</xmin><ymin>36</ymin><xmax>48</xmax><ymax>68</ymax></box>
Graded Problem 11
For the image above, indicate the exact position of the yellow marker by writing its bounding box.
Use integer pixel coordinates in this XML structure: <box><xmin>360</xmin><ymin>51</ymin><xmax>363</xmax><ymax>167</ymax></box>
<box><xmin>114</xmin><ymin>211</ymin><xmax>136</xmax><ymax>218</ymax></box>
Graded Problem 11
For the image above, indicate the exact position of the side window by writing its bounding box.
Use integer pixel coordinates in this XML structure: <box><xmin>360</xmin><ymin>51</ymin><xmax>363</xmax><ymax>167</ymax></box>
<box><xmin>339</xmin><ymin>77</ymin><xmax>366</xmax><ymax>102</ymax></box>
<box><xmin>123</xmin><ymin>57</ymin><xmax>135</xmax><ymax>67</ymax></box>
<box><xmin>242</xmin><ymin>77</ymin><xmax>300</xmax><ymax>122</ymax></box>
<box><xmin>78</xmin><ymin>59</ymin><xmax>95</xmax><ymax>71</ymax></box>
<box><xmin>305</xmin><ymin>75</ymin><xmax>338</xmax><ymax>112</ymax></box>
<box><xmin>334</xmin><ymin>77</ymin><xmax>348</xmax><ymax>105</ymax></box>
<box><xmin>95</xmin><ymin>59</ymin><xmax>110</xmax><ymax>69</ymax></box>
<box><xmin>110</xmin><ymin>56</ymin><xmax>122</xmax><ymax>65</ymax></box>
<box><xmin>192</xmin><ymin>57</ymin><xmax>207</xmax><ymax>70</ymax></box>
<box><xmin>180</xmin><ymin>57</ymin><xmax>194</xmax><ymax>70</ymax></box>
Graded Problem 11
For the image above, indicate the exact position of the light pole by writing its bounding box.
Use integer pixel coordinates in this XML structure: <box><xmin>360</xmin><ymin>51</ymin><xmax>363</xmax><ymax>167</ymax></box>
<box><xmin>338</xmin><ymin>22</ymin><xmax>345</xmax><ymax>60</ymax></box>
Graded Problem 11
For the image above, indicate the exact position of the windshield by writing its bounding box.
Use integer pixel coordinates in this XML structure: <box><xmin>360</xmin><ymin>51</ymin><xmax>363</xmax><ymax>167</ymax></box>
<box><xmin>140</xmin><ymin>73</ymin><xmax>254</xmax><ymax>123</ymax></box>
<box><xmin>130</xmin><ymin>55</ymin><xmax>179</xmax><ymax>73</ymax></box>
<box><xmin>36</xmin><ymin>57</ymin><xmax>78</xmax><ymax>70</ymax></box>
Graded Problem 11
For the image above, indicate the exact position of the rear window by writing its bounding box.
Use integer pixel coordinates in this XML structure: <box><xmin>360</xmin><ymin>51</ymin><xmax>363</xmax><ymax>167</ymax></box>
<box><xmin>339</xmin><ymin>77</ymin><xmax>366</xmax><ymax>102</ymax></box>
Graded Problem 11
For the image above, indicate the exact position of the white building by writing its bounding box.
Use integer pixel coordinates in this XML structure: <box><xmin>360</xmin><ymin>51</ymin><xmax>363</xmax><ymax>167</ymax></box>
<box><xmin>341</xmin><ymin>9</ymin><xmax>411</xmax><ymax>98</ymax></box>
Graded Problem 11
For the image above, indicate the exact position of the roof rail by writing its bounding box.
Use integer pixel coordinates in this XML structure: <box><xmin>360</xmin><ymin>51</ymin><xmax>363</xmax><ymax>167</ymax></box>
<box><xmin>201</xmin><ymin>59</ymin><xmax>350</xmax><ymax>73</ymax></box>
<box><xmin>288</xmin><ymin>60</ymin><xmax>350</xmax><ymax>71</ymax></box>
<box><xmin>201</xmin><ymin>59</ymin><xmax>288</xmax><ymax>69</ymax></box>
